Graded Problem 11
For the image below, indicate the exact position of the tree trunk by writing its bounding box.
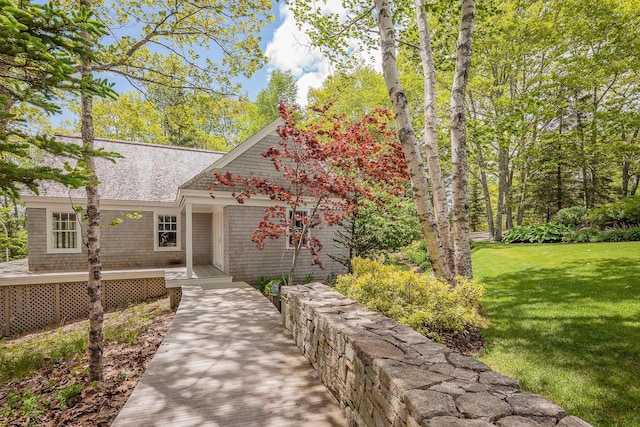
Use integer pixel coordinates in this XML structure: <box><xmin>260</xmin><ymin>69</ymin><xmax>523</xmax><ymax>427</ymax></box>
<box><xmin>622</xmin><ymin>159</ymin><xmax>630</xmax><ymax>197</ymax></box>
<box><xmin>415</xmin><ymin>0</ymin><xmax>454</xmax><ymax>275</ymax></box>
<box><xmin>505</xmin><ymin>168</ymin><xmax>514</xmax><ymax>230</ymax></box>
<box><xmin>468</xmin><ymin>93</ymin><xmax>495</xmax><ymax>239</ymax></box>
<box><xmin>556</xmin><ymin>161</ymin><xmax>563</xmax><ymax>212</ymax></box>
<box><xmin>631</xmin><ymin>175</ymin><xmax>639</xmax><ymax>196</ymax></box>
<box><xmin>494</xmin><ymin>145</ymin><xmax>508</xmax><ymax>242</ymax></box>
<box><xmin>478</xmin><ymin>148</ymin><xmax>495</xmax><ymax>239</ymax></box>
<box><xmin>375</xmin><ymin>0</ymin><xmax>451</xmax><ymax>282</ymax></box>
<box><xmin>449</xmin><ymin>0</ymin><xmax>476</xmax><ymax>279</ymax></box>
<box><xmin>80</xmin><ymin>0</ymin><xmax>103</xmax><ymax>383</ymax></box>
<box><xmin>516</xmin><ymin>169</ymin><xmax>529</xmax><ymax>226</ymax></box>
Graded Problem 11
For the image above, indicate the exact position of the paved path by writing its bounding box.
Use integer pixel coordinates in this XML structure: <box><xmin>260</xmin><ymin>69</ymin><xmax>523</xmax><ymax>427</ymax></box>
<box><xmin>112</xmin><ymin>282</ymin><xmax>346</xmax><ymax>427</ymax></box>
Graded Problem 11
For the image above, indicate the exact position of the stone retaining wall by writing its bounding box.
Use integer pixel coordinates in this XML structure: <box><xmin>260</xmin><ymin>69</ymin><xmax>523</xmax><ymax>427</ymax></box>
<box><xmin>281</xmin><ymin>283</ymin><xmax>592</xmax><ymax>427</ymax></box>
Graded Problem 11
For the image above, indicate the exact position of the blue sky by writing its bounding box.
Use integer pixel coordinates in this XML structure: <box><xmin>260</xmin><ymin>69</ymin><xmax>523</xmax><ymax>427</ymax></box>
<box><xmin>51</xmin><ymin>0</ymin><xmax>378</xmax><ymax>127</ymax></box>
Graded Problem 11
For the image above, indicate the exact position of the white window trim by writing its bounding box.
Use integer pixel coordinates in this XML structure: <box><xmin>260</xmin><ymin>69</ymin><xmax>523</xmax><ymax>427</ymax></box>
<box><xmin>154</xmin><ymin>211</ymin><xmax>182</xmax><ymax>252</ymax></box>
<box><xmin>46</xmin><ymin>209</ymin><xmax>82</xmax><ymax>254</ymax></box>
<box><xmin>286</xmin><ymin>208</ymin><xmax>310</xmax><ymax>250</ymax></box>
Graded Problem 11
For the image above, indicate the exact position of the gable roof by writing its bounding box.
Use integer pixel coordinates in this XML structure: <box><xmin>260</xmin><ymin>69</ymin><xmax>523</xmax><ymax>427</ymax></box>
<box><xmin>31</xmin><ymin>135</ymin><xmax>225</xmax><ymax>203</ymax></box>
<box><xmin>180</xmin><ymin>118</ymin><xmax>284</xmax><ymax>192</ymax></box>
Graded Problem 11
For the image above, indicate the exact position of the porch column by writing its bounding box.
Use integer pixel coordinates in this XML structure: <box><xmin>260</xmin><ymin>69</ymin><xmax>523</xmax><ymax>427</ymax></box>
<box><xmin>186</xmin><ymin>202</ymin><xmax>193</xmax><ymax>278</ymax></box>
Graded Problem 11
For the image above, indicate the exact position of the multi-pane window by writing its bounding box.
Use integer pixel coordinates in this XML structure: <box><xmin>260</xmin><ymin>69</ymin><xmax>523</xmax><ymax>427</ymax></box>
<box><xmin>50</xmin><ymin>212</ymin><xmax>80</xmax><ymax>253</ymax></box>
<box><xmin>156</xmin><ymin>214</ymin><xmax>179</xmax><ymax>250</ymax></box>
<box><xmin>287</xmin><ymin>209</ymin><xmax>309</xmax><ymax>249</ymax></box>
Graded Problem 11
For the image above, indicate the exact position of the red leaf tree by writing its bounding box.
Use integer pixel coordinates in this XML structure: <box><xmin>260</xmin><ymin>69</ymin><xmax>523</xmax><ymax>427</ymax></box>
<box><xmin>212</xmin><ymin>103</ymin><xmax>408</xmax><ymax>284</ymax></box>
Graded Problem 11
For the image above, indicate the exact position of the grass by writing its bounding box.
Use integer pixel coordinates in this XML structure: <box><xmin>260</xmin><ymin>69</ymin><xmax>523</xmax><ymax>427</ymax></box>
<box><xmin>0</xmin><ymin>298</ymin><xmax>171</xmax><ymax>387</ymax></box>
<box><xmin>472</xmin><ymin>241</ymin><xmax>640</xmax><ymax>427</ymax></box>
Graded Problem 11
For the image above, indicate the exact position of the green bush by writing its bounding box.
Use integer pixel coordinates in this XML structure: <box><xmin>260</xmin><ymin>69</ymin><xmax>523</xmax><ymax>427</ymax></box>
<box><xmin>503</xmin><ymin>222</ymin><xmax>573</xmax><ymax>244</ymax></box>
<box><xmin>552</xmin><ymin>206</ymin><xmax>588</xmax><ymax>229</ymax></box>
<box><xmin>594</xmin><ymin>227</ymin><xmax>640</xmax><ymax>242</ymax></box>
<box><xmin>402</xmin><ymin>240</ymin><xmax>431</xmax><ymax>270</ymax></box>
<box><xmin>569</xmin><ymin>229</ymin><xmax>600</xmax><ymax>243</ymax></box>
<box><xmin>334</xmin><ymin>257</ymin><xmax>484</xmax><ymax>339</ymax></box>
<box><xmin>588</xmin><ymin>196</ymin><xmax>640</xmax><ymax>230</ymax></box>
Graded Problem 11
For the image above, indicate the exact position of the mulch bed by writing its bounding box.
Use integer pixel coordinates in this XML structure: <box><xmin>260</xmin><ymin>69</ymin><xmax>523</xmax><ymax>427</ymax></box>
<box><xmin>0</xmin><ymin>312</ymin><xmax>174</xmax><ymax>427</ymax></box>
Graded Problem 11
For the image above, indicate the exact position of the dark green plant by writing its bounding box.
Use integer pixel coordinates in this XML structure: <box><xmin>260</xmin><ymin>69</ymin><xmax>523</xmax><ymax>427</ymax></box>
<box><xmin>56</xmin><ymin>383</ymin><xmax>83</xmax><ymax>409</ymax></box>
<box><xmin>595</xmin><ymin>227</ymin><xmax>640</xmax><ymax>242</ymax></box>
<box><xmin>569</xmin><ymin>229</ymin><xmax>600</xmax><ymax>243</ymax></box>
<box><xmin>262</xmin><ymin>278</ymin><xmax>286</xmax><ymax>298</ymax></box>
<box><xmin>401</xmin><ymin>240</ymin><xmax>431</xmax><ymax>270</ymax></box>
<box><xmin>2</xmin><ymin>390</ymin><xmax>45</xmax><ymax>420</ymax></box>
<box><xmin>503</xmin><ymin>222</ymin><xmax>573</xmax><ymax>244</ymax></box>
<box><xmin>588</xmin><ymin>196</ymin><xmax>640</xmax><ymax>230</ymax></box>
<box><xmin>552</xmin><ymin>206</ymin><xmax>588</xmax><ymax>229</ymax></box>
<box><xmin>331</xmin><ymin>196</ymin><xmax>420</xmax><ymax>271</ymax></box>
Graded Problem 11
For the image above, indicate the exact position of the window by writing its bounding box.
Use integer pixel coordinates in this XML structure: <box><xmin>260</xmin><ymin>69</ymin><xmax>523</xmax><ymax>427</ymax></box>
<box><xmin>287</xmin><ymin>209</ymin><xmax>309</xmax><ymax>249</ymax></box>
<box><xmin>155</xmin><ymin>213</ymin><xmax>181</xmax><ymax>251</ymax></box>
<box><xmin>48</xmin><ymin>211</ymin><xmax>81</xmax><ymax>253</ymax></box>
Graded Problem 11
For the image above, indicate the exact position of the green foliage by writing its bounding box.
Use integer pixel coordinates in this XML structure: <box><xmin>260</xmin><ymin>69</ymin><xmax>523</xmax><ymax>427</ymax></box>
<box><xmin>587</xmin><ymin>196</ymin><xmax>640</xmax><ymax>230</ymax></box>
<box><xmin>0</xmin><ymin>298</ymin><xmax>170</xmax><ymax>386</ymax></box>
<box><xmin>55</xmin><ymin>383</ymin><xmax>82</xmax><ymax>409</ymax></box>
<box><xmin>332</xmin><ymin>197</ymin><xmax>420</xmax><ymax>271</ymax></box>
<box><xmin>569</xmin><ymin>229</ymin><xmax>600</xmax><ymax>243</ymax></box>
<box><xmin>552</xmin><ymin>206</ymin><xmax>588</xmax><ymax>229</ymax></box>
<box><xmin>262</xmin><ymin>279</ymin><xmax>284</xmax><ymax>298</ymax></box>
<box><xmin>401</xmin><ymin>240</ymin><xmax>431</xmax><ymax>271</ymax></box>
<box><xmin>2</xmin><ymin>390</ymin><xmax>45</xmax><ymax>420</ymax></box>
<box><xmin>0</xmin><ymin>0</ymin><xmax>117</xmax><ymax>198</ymax></box>
<box><xmin>594</xmin><ymin>227</ymin><xmax>640</xmax><ymax>243</ymax></box>
<box><xmin>503</xmin><ymin>223</ymin><xmax>573</xmax><ymax>244</ymax></box>
<box><xmin>302</xmin><ymin>273</ymin><xmax>315</xmax><ymax>284</ymax></box>
<box><xmin>335</xmin><ymin>258</ymin><xmax>484</xmax><ymax>339</ymax></box>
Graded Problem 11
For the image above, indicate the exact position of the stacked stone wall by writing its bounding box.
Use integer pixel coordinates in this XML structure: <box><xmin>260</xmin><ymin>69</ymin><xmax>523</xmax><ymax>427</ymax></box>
<box><xmin>281</xmin><ymin>283</ymin><xmax>592</xmax><ymax>427</ymax></box>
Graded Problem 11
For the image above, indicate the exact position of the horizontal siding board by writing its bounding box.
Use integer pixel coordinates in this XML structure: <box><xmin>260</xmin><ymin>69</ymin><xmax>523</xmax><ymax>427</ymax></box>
<box><xmin>224</xmin><ymin>205</ymin><xmax>348</xmax><ymax>284</ymax></box>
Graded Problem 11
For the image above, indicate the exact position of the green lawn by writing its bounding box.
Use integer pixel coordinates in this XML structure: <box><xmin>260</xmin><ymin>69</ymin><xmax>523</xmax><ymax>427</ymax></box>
<box><xmin>472</xmin><ymin>241</ymin><xmax>640</xmax><ymax>427</ymax></box>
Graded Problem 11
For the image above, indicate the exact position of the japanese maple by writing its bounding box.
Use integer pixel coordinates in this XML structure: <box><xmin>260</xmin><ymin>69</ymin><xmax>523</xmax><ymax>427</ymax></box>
<box><xmin>212</xmin><ymin>103</ymin><xmax>408</xmax><ymax>284</ymax></box>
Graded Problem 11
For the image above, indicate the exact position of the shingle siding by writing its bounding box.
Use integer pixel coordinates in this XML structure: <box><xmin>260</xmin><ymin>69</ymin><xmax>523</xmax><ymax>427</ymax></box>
<box><xmin>185</xmin><ymin>133</ymin><xmax>289</xmax><ymax>192</ymax></box>
<box><xmin>27</xmin><ymin>208</ymin><xmax>213</xmax><ymax>271</ymax></box>
<box><xmin>224</xmin><ymin>205</ymin><xmax>348</xmax><ymax>284</ymax></box>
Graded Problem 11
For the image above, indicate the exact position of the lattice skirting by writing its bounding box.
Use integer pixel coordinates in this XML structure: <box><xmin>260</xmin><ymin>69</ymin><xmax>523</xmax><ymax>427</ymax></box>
<box><xmin>1</xmin><ymin>278</ymin><xmax>167</xmax><ymax>337</ymax></box>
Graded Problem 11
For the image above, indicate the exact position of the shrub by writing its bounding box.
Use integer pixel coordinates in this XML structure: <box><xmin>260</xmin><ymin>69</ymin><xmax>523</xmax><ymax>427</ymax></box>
<box><xmin>334</xmin><ymin>257</ymin><xmax>484</xmax><ymax>340</ymax></box>
<box><xmin>588</xmin><ymin>196</ymin><xmax>640</xmax><ymax>230</ymax></box>
<box><xmin>552</xmin><ymin>206</ymin><xmax>588</xmax><ymax>229</ymax></box>
<box><xmin>402</xmin><ymin>240</ymin><xmax>431</xmax><ymax>270</ymax></box>
<box><xmin>594</xmin><ymin>227</ymin><xmax>640</xmax><ymax>242</ymax></box>
<box><xmin>569</xmin><ymin>229</ymin><xmax>600</xmax><ymax>243</ymax></box>
<box><xmin>503</xmin><ymin>222</ymin><xmax>573</xmax><ymax>244</ymax></box>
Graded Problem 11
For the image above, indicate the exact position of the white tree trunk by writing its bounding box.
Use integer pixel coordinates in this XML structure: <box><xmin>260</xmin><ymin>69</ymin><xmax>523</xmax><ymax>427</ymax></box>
<box><xmin>415</xmin><ymin>0</ymin><xmax>455</xmax><ymax>275</ymax></box>
<box><xmin>450</xmin><ymin>0</ymin><xmax>476</xmax><ymax>279</ymax></box>
<box><xmin>80</xmin><ymin>0</ymin><xmax>104</xmax><ymax>382</ymax></box>
<box><xmin>375</xmin><ymin>0</ymin><xmax>452</xmax><ymax>281</ymax></box>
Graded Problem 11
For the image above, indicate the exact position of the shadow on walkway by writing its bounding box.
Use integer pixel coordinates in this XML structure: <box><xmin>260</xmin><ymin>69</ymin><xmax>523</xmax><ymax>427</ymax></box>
<box><xmin>112</xmin><ymin>282</ymin><xmax>346</xmax><ymax>427</ymax></box>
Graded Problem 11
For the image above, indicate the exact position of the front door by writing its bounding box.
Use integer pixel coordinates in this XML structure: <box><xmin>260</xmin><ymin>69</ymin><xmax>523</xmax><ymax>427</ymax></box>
<box><xmin>213</xmin><ymin>212</ymin><xmax>224</xmax><ymax>270</ymax></box>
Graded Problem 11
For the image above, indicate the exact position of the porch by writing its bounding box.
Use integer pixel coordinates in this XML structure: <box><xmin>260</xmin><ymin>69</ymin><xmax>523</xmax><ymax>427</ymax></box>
<box><xmin>0</xmin><ymin>259</ymin><xmax>231</xmax><ymax>336</ymax></box>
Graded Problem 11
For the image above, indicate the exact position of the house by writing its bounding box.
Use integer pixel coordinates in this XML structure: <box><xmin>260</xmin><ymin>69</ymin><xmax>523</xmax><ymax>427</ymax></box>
<box><xmin>21</xmin><ymin>119</ymin><xmax>348</xmax><ymax>285</ymax></box>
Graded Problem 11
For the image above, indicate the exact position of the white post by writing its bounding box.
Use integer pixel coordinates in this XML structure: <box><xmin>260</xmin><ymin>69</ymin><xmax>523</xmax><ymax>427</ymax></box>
<box><xmin>186</xmin><ymin>203</ymin><xmax>193</xmax><ymax>279</ymax></box>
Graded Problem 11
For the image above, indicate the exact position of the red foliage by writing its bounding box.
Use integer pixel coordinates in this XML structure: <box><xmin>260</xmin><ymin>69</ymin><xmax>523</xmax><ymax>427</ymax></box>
<box><xmin>212</xmin><ymin>102</ymin><xmax>409</xmax><ymax>269</ymax></box>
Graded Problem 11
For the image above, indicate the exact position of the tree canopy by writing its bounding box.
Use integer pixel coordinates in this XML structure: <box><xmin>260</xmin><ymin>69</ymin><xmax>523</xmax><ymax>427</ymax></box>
<box><xmin>0</xmin><ymin>0</ymin><xmax>115</xmax><ymax>198</ymax></box>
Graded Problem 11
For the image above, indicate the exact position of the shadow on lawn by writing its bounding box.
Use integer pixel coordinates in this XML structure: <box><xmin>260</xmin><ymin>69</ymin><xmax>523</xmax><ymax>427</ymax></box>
<box><xmin>479</xmin><ymin>257</ymin><xmax>640</xmax><ymax>426</ymax></box>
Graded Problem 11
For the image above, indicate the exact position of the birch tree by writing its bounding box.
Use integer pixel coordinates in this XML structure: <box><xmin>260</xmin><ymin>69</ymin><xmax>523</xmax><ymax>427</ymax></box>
<box><xmin>290</xmin><ymin>0</ymin><xmax>477</xmax><ymax>280</ymax></box>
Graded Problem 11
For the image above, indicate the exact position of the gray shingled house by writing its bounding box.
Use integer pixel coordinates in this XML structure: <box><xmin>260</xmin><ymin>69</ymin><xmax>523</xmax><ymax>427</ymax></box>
<box><xmin>22</xmin><ymin>119</ymin><xmax>348</xmax><ymax>285</ymax></box>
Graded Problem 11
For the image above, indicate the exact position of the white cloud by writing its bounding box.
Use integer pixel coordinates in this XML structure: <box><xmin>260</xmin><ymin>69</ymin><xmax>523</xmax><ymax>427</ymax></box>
<box><xmin>265</xmin><ymin>1</ymin><xmax>380</xmax><ymax>106</ymax></box>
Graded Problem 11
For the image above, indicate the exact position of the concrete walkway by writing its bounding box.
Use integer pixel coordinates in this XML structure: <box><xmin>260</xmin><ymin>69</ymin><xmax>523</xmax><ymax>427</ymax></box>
<box><xmin>112</xmin><ymin>282</ymin><xmax>346</xmax><ymax>427</ymax></box>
